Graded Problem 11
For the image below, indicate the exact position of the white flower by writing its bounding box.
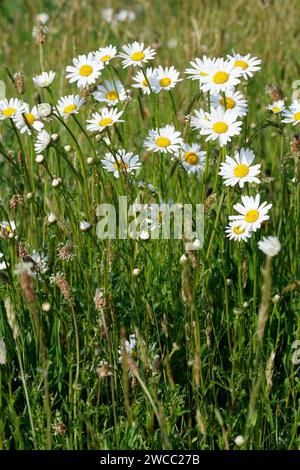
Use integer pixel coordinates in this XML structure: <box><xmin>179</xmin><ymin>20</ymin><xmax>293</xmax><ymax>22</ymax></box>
<box><xmin>0</xmin><ymin>221</ymin><xmax>16</xmax><ymax>239</ymax></box>
<box><xmin>225</xmin><ymin>221</ymin><xmax>252</xmax><ymax>242</ymax></box>
<box><xmin>0</xmin><ymin>98</ymin><xmax>24</xmax><ymax>120</ymax></box>
<box><xmin>229</xmin><ymin>194</ymin><xmax>272</xmax><ymax>232</ymax></box>
<box><xmin>93</xmin><ymin>80</ymin><xmax>127</xmax><ymax>106</ymax></box>
<box><xmin>14</xmin><ymin>103</ymin><xmax>44</xmax><ymax>135</ymax></box>
<box><xmin>118</xmin><ymin>334</ymin><xmax>137</xmax><ymax>362</ymax></box>
<box><xmin>189</xmin><ymin>108</ymin><xmax>211</xmax><ymax>130</ymax></box>
<box><xmin>185</xmin><ymin>56</ymin><xmax>217</xmax><ymax>82</ymax></box>
<box><xmin>33</xmin><ymin>71</ymin><xmax>55</xmax><ymax>88</ymax></box>
<box><xmin>175</xmin><ymin>143</ymin><xmax>206</xmax><ymax>175</ymax></box>
<box><xmin>132</xmin><ymin>67</ymin><xmax>156</xmax><ymax>95</ymax></box>
<box><xmin>119</xmin><ymin>41</ymin><xmax>156</xmax><ymax>68</ymax></box>
<box><xmin>35</xmin><ymin>12</ymin><xmax>49</xmax><ymax>24</ymax></box>
<box><xmin>0</xmin><ymin>252</ymin><xmax>9</xmax><ymax>270</ymax></box>
<box><xmin>93</xmin><ymin>45</ymin><xmax>117</xmax><ymax>64</ymax></box>
<box><xmin>57</xmin><ymin>94</ymin><xmax>85</xmax><ymax>119</ymax></box>
<box><xmin>282</xmin><ymin>100</ymin><xmax>300</xmax><ymax>125</ymax></box>
<box><xmin>219</xmin><ymin>148</ymin><xmax>261</xmax><ymax>188</ymax></box>
<box><xmin>34</xmin><ymin>130</ymin><xmax>51</xmax><ymax>153</ymax></box>
<box><xmin>65</xmin><ymin>53</ymin><xmax>104</xmax><ymax>88</ymax></box>
<box><xmin>114</xmin><ymin>9</ymin><xmax>136</xmax><ymax>23</ymax></box>
<box><xmin>30</xmin><ymin>250</ymin><xmax>48</xmax><ymax>276</ymax></box>
<box><xmin>211</xmin><ymin>90</ymin><xmax>248</xmax><ymax>117</ymax></box>
<box><xmin>267</xmin><ymin>100</ymin><xmax>285</xmax><ymax>114</ymax></box>
<box><xmin>101</xmin><ymin>149</ymin><xmax>141</xmax><ymax>178</ymax></box>
<box><xmin>151</xmin><ymin>66</ymin><xmax>182</xmax><ymax>92</ymax></box>
<box><xmin>86</xmin><ymin>107</ymin><xmax>124</xmax><ymax>132</ymax></box>
<box><xmin>258</xmin><ymin>236</ymin><xmax>281</xmax><ymax>257</ymax></box>
<box><xmin>80</xmin><ymin>220</ymin><xmax>91</xmax><ymax>232</ymax></box>
<box><xmin>144</xmin><ymin>124</ymin><xmax>183</xmax><ymax>154</ymax></box>
<box><xmin>101</xmin><ymin>8</ymin><xmax>114</xmax><ymax>23</ymax></box>
<box><xmin>227</xmin><ymin>52</ymin><xmax>261</xmax><ymax>80</ymax></box>
<box><xmin>199</xmin><ymin>58</ymin><xmax>242</xmax><ymax>94</ymax></box>
<box><xmin>195</xmin><ymin>107</ymin><xmax>242</xmax><ymax>147</ymax></box>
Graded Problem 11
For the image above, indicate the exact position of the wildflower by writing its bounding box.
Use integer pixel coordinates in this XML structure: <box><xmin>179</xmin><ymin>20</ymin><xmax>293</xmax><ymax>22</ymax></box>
<box><xmin>258</xmin><ymin>236</ymin><xmax>281</xmax><ymax>257</ymax></box>
<box><xmin>211</xmin><ymin>90</ymin><xmax>248</xmax><ymax>117</ymax></box>
<box><xmin>101</xmin><ymin>149</ymin><xmax>141</xmax><ymax>178</ymax></box>
<box><xmin>93</xmin><ymin>80</ymin><xmax>127</xmax><ymax>106</ymax></box>
<box><xmin>0</xmin><ymin>221</ymin><xmax>16</xmax><ymax>239</ymax></box>
<box><xmin>175</xmin><ymin>143</ymin><xmax>206</xmax><ymax>174</ymax></box>
<box><xmin>118</xmin><ymin>334</ymin><xmax>137</xmax><ymax>362</ymax></box>
<box><xmin>132</xmin><ymin>67</ymin><xmax>156</xmax><ymax>95</ymax></box>
<box><xmin>52</xmin><ymin>177</ymin><xmax>62</xmax><ymax>187</ymax></box>
<box><xmin>42</xmin><ymin>302</ymin><xmax>51</xmax><ymax>312</ymax></box>
<box><xmin>0</xmin><ymin>98</ymin><xmax>24</xmax><ymax>120</ymax></box>
<box><xmin>65</xmin><ymin>53</ymin><xmax>104</xmax><ymax>88</ymax></box>
<box><xmin>229</xmin><ymin>193</ymin><xmax>272</xmax><ymax>232</ymax></box>
<box><xmin>267</xmin><ymin>100</ymin><xmax>285</xmax><ymax>114</ymax></box>
<box><xmin>101</xmin><ymin>8</ymin><xmax>114</xmax><ymax>23</ymax></box>
<box><xmin>185</xmin><ymin>56</ymin><xmax>216</xmax><ymax>81</ymax></box>
<box><xmin>57</xmin><ymin>94</ymin><xmax>85</xmax><ymax>119</ymax></box>
<box><xmin>80</xmin><ymin>220</ymin><xmax>91</xmax><ymax>232</ymax></box>
<box><xmin>33</xmin><ymin>71</ymin><xmax>55</xmax><ymax>88</ymax></box>
<box><xmin>282</xmin><ymin>100</ymin><xmax>300</xmax><ymax>125</ymax></box>
<box><xmin>34</xmin><ymin>130</ymin><xmax>51</xmax><ymax>153</ymax></box>
<box><xmin>227</xmin><ymin>52</ymin><xmax>261</xmax><ymax>80</ymax></box>
<box><xmin>30</xmin><ymin>250</ymin><xmax>48</xmax><ymax>276</ymax></box>
<box><xmin>225</xmin><ymin>221</ymin><xmax>252</xmax><ymax>242</ymax></box>
<box><xmin>194</xmin><ymin>107</ymin><xmax>242</xmax><ymax>147</ymax></box>
<box><xmin>114</xmin><ymin>9</ymin><xmax>136</xmax><ymax>23</ymax></box>
<box><xmin>200</xmin><ymin>58</ymin><xmax>242</xmax><ymax>94</ymax></box>
<box><xmin>35</xmin><ymin>12</ymin><xmax>49</xmax><ymax>24</ymax></box>
<box><xmin>47</xmin><ymin>213</ymin><xmax>57</xmax><ymax>224</ymax></box>
<box><xmin>93</xmin><ymin>45</ymin><xmax>117</xmax><ymax>64</ymax></box>
<box><xmin>219</xmin><ymin>148</ymin><xmax>261</xmax><ymax>187</ymax></box>
<box><xmin>57</xmin><ymin>242</ymin><xmax>74</xmax><ymax>262</ymax></box>
<box><xmin>119</xmin><ymin>41</ymin><xmax>156</xmax><ymax>68</ymax></box>
<box><xmin>132</xmin><ymin>268</ymin><xmax>141</xmax><ymax>276</ymax></box>
<box><xmin>14</xmin><ymin>104</ymin><xmax>44</xmax><ymax>134</ymax></box>
<box><xmin>86</xmin><ymin>107</ymin><xmax>124</xmax><ymax>132</ymax></box>
<box><xmin>98</xmin><ymin>360</ymin><xmax>113</xmax><ymax>379</ymax></box>
<box><xmin>151</xmin><ymin>65</ymin><xmax>182</xmax><ymax>92</ymax></box>
<box><xmin>144</xmin><ymin>124</ymin><xmax>183</xmax><ymax>154</ymax></box>
<box><xmin>9</xmin><ymin>194</ymin><xmax>23</xmax><ymax>209</ymax></box>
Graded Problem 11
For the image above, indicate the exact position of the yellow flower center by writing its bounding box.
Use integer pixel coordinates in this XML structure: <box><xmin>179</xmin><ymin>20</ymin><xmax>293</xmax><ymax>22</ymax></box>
<box><xmin>212</xmin><ymin>121</ymin><xmax>228</xmax><ymax>134</ymax></box>
<box><xmin>79</xmin><ymin>65</ymin><xmax>93</xmax><ymax>76</ymax></box>
<box><xmin>64</xmin><ymin>104</ymin><xmax>77</xmax><ymax>114</ymax></box>
<box><xmin>106</xmin><ymin>90</ymin><xmax>118</xmax><ymax>101</ymax></box>
<box><xmin>234</xmin><ymin>163</ymin><xmax>249</xmax><ymax>178</ymax></box>
<box><xmin>199</xmin><ymin>71</ymin><xmax>208</xmax><ymax>76</ymax></box>
<box><xmin>99</xmin><ymin>117</ymin><xmax>113</xmax><ymax>127</ymax></box>
<box><xmin>160</xmin><ymin>77</ymin><xmax>171</xmax><ymax>87</ymax></box>
<box><xmin>233</xmin><ymin>225</ymin><xmax>245</xmax><ymax>235</ymax></box>
<box><xmin>2</xmin><ymin>107</ymin><xmax>16</xmax><ymax>117</ymax></box>
<box><xmin>184</xmin><ymin>151</ymin><xmax>198</xmax><ymax>165</ymax></box>
<box><xmin>234</xmin><ymin>60</ymin><xmax>248</xmax><ymax>70</ymax></box>
<box><xmin>294</xmin><ymin>112</ymin><xmax>300</xmax><ymax>121</ymax></box>
<box><xmin>24</xmin><ymin>113</ymin><xmax>35</xmax><ymax>126</ymax></box>
<box><xmin>5</xmin><ymin>225</ymin><xmax>12</xmax><ymax>233</ymax></box>
<box><xmin>220</xmin><ymin>96</ymin><xmax>235</xmax><ymax>109</ymax></box>
<box><xmin>244</xmin><ymin>209</ymin><xmax>259</xmax><ymax>223</ymax></box>
<box><xmin>101</xmin><ymin>54</ymin><xmax>111</xmax><ymax>62</ymax></box>
<box><xmin>155</xmin><ymin>137</ymin><xmax>171</xmax><ymax>148</ymax></box>
<box><xmin>213</xmin><ymin>71</ymin><xmax>229</xmax><ymax>84</ymax></box>
<box><xmin>114</xmin><ymin>160</ymin><xmax>129</xmax><ymax>171</ymax></box>
<box><xmin>142</xmin><ymin>79</ymin><xmax>149</xmax><ymax>87</ymax></box>
<box><xmin>131</xmin><ymin>51</ymin><xmax>145</xmax><ymax>61</ymax></box>
<box><xmin>272</xmin><ymin>106</ymin><xmax>281</xmax><ymax>113</ymax></box>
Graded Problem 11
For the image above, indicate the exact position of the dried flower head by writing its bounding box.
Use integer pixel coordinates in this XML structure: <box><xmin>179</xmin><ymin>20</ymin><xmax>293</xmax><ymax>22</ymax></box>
<box><xmin>9</xmin><ymin>194</ymin><xmax>24</xmax><ymax>209</ymax></box>
<box><xmin>97</xmin><ymin>360</ymin><xmax>113</xmax><ymax>380</ymax></box>
<box><xmin>57</xmin><ymin>242</ymin><xmax>75</xmax><ymax>262</ymax></box>
<box><xmin>265</xmin><ymin>84</ymin><xmax>284</xmax><ymax>101</ymax></box>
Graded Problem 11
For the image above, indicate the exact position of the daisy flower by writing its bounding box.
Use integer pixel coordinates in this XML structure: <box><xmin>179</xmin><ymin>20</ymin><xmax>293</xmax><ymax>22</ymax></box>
<box><xmin>227</xmin><ymin>52</ymin><xmax>261</xmax><ymax>80</ymax></box>
<box><xmin>93</xmin><ymin>45</ymin><xmax>117</xmax><ymax>64</ymax></box>
<box><xmin>33</xmin><ymin>71</ymin><xmax>55</xmax><ymax>88</ymax></box>
<box><xmin>225</xmin><ymin>221</ymin><xmax>252</xmax><ymax>242</ymax></box>
<box><xmin>211</xmin><ymin>90</ymin><xmax>248</xmax><ymax>117</ymax></box>
<box><xmin>267</xmin><ymin>100</ymin><xmax>285</xmax><ymax>114</ymax></box>
<box><xmin>101</xmin><ymin>149</ymin><xmax>141</xmax><ymax>178</ymax></box>
<box><xmin>132</xmin><ymin>67</ymin><xmax>156</xmax><ymax>95</ymax></box>
<box><xmin>0</xmin><ymin>98</ymin><xmax>24</xmax><ymax>120</ymax></box>
<box><xmin>86</xmin><ymin>107</ymin><xmax>124</xmax><ymax>133</ymax></box>
<box><xmin>258</xmin><ymin>236</ymin><xmax>281</xmax><ymax>257</ymax></box>
<box><xmin>229</xmin><ymin>194</ymin><xmax>272</xmax><ymax>232</ymax></box>
<box><xmin>282</xmin><ymin>100</ymin><xmax>300</xmax><ymax>125</ymax></box>
<box><xmin>200</xmin><ymin>58</ymin><xmax>242</xmax><ymax>94</ymax></box>
<box><xmin>196</xmin><ymin>107</ymin><xmax>242</xmax><ymax>147</ymax></box>
<box><xmin>93</xmin><ymin>80</ymin><xmax>127</xmax><ymax>106</ymax></box>
<box><xmin>14</xmin><ymin>103</ymin><xmax>44</xmax><ymax>134</ymax></box>
<box><xmin>219</xmin><ymin>148</ymin><xmax>261</xmax><ymax>188</ymax></box>
<box><xmin>65</xmin><ymin>53</ymin><xmax>104</xmax><ymax>88</ymax></box>
<box><xmin>175</xmin><ymin>143</ymin><xmax>206</xmax><ymax>174</ymax></box>
<box><xmin>0</xmin><ymin>220</ymin><xmax>16</xmax><ymax>239</ymax></box>
<box><xmin>34</xmin><ymin>130</ymin><xmax>51</xmax><ymax>153</ymax></box>
<box><xmin>151</xmin><ymin>66</ymin><xmax>182</xmax><ymax>92</ymax></box>
<box><xmin>185</xmin><ymin>56</ymin><xmax>217</xmax><ymax>82</ymax></box>
<box><xmin>57</xmin><ymin>94</ymin><xmax>85</xmax><ymax>119</ymax></box>
<box><xmin>144</xmin><ymin>124</ymin><xmax>183</xmax><ymax>154</ymax></box>
<box><xmin>190</xmin><ymin>108</ymin><xmax>211</xmax><ymax>130</ymax></box>
<box><xmin>119</xmin><ymin>41</ymin><xmax>156</xmax><ymax>68</ymax></box>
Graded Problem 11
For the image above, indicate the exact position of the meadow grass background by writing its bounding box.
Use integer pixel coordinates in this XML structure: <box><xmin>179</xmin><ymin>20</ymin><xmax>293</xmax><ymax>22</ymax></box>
<box><xmin>0</xmin><ymin>0</ymin><xmax>300</xmax><ymax>450</ymax></box>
